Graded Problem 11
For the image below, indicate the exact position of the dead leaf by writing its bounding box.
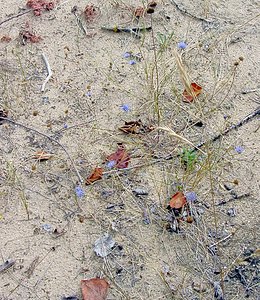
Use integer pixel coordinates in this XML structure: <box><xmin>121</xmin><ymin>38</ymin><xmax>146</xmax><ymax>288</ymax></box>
<box><xmin>119</xmin><ymin>120</ymin><xmax>154</xmax><ymax>134</ymax></box>
<box><xmin>94</xmin><ymin>234</ymin><xmax>115</xmax><ymax>257</ymax></box>
<box><xmin>81</xmin><ymin>278</ymin><xmax>109</xmax><ymax>300</ymax></box>
<box><xmin>169</xmin><ymin>192</ymin><xmax>187</xmax><ymax>209</ymax></box>
<box><xmin>106</xmin><ymin>143</ymin><xmax>130</xmax><ymax>169</ymax></box>
<box><xmin>32</xmin><ymin>151</ymin><xmax>52</xmax><ymax>161</ymax></box>
<box><xmin>134</xmin><ymin>6</ymin><xmax>145</xmax><ymax>18</ymax></box>
<box><xmin>86</xmin><ymin>167</ymin><xmax>103</xmax><ymax>185</ymax></box>
<box><xmin>183</xmin><ymin>82</ymin><xmax>202</xmax><ymax>103</ymax></box>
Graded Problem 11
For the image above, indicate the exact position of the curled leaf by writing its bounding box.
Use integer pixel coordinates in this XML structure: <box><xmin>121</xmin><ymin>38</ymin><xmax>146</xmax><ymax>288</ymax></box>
<box><xmin>169</xmin><ymin>191</ymin><xmax>187</xmax><ymax>209</ymax></box>
<box><xmin>106</xmin><ymin>143</ymin><xmax>130</xmax><ymax>169</ymax></box>
<box><xmin>119</xmin><ymin>119</ymin><xmax>154</xmax><ymax>134</ymax></box>
<box><xmin>32</xmin><ymin>151</ymin><xmax>52</xmax><ymax>161</ymax></box>
<box><xmin>183</xmin><ymin>82</ymin><xmax>202</xmax><ymax>103</ymax></box>
<box><xmin>86</xmin><ymin>167</ymin><xmax>103</xmax><ymax>185</ymax></box>
<box><xmin>81</xmin><ymin>278</ymin><xmax>109</xmax><ymax>300</ymax></box>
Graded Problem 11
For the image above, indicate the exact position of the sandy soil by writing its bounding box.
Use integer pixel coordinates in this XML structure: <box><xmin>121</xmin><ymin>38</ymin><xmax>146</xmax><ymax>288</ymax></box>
<box><xmin>0</xmin><ymin>1</ymin><xmax>259</xmax><ymax>299</ymax></box>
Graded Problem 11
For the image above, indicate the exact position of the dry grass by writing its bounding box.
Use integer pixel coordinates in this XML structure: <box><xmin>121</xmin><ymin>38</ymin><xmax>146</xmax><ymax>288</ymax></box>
<box><xmin>0</xmin><ymin>0</ymin><xmax>259</xmax><ymax>299</ymax></box>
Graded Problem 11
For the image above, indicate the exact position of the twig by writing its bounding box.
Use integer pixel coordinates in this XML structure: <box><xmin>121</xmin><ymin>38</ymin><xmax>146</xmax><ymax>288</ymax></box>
<box><xmin>169</xmin><ymin>0</ymin><xmax>212</xmax><ymax>23</ymax></box>
<box><xmin>208</xmin><ymin>232</ymin><xmax>234</xmax><ymax>249</ymax></box>
<box><xmin>41</xmin><ymin>53</ymin><xmax>52</xmax><ymax>92</ymax></box>
<box><xmin>192</xmin><ymin>106</ymin><xmax>260</xmax><ymax>152</ymax></box>
<box><xmin>216</xmin><ymin>193</ymin><xmax>250</xmax><ymax>206</ymax></box>
<box><xmin>101</xmin><ymin>25</ymin><xmax>152</xmax><ymax>39</ymax></box>
<box><xmin>1</xmin><ymin>117</ymin><xmax>83</xmax><ymax>183</ymax></box>
<box><xmin>0</xmin><ymin>9</ymin><xmax>31</xmax><ymax>26</ymax></box>
<box><xmin>71</xmin><ymin>6</ymin><xmax>87</xmax><ymax>35</ymax></box>
<box><xmin>241</xmin><ymin>88</ymin><xmax>260</xmax><ymax>94</ymax></box>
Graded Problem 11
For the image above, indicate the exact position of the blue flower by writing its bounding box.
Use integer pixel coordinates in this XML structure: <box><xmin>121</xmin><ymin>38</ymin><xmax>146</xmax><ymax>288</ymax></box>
<box><xmin>63</xmin><ymin>123</ymin><xmax>68</xmax><ymax>129</ymax></box>
<box><xmin>234</xmin><ymin>146</ymin><xmax>244</xmax><ymax>154</ymax></box>
<box><xmin>86</xmin><ymin>90</ymin><xmax>92</xmax><ymax>97</ymax></box>
<box><xmin>129</xmin><ymin>60</ymin><xmax>136</xmax><ymax>65</ymax></box>
<box><xmin>75</xmin><ymin>186</ymin><xmax>85</xmax><ymax>198</ymax></box>
<box><xmin>106</xmin><ymin>160</ymin><xmax>116</xmax><ymax>169</ymax></box>
<box><xmin>185</xmin><ymin>191</ymin><xmax>197</xmax><ymax>202</ymax></box>
<box><xmin>177</xmin><ymin>41</ymin><xmax>187</xmax><ymax>49</ymax></box>
<box><xmin>123</xmin><ymin>52</ymin><xmax>132</xmax><ymax>58</ymax></box>
<box><xmin>120</xmin><ymin>104</ymin><xmax>130</xmax><ymax>112</ymax></box>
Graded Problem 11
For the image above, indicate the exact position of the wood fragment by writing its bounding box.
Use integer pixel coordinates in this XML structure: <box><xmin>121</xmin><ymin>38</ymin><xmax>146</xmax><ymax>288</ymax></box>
<box><xmin>41</xmin><ymin>53</ymin><xmax>52</xmax><ymax>92</ymax></box>
<box><xmin>0</xmin><ymin>259</ymin><xmax>15</xmax><ymax>273</ymax></box>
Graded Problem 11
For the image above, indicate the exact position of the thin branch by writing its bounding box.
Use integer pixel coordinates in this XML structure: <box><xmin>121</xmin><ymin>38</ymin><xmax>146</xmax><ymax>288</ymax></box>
<box><xmin>1</xmin><ymin>117</ymin><xmax>83</xmax><ymax>184</ymax></box>
<box><xmin>0</xmin><ymin>9</ymin><xmax>31</xmax><ymax>26</ymax></box>
<box><xmin>41</xmin><ymin>53</ymin><xmax>53</xmax><ymax>92</ymax></box>
<box><xmin>192</xmin><ymin>106</ymin><xmax>260</xmax><ymax>152</ymax></box>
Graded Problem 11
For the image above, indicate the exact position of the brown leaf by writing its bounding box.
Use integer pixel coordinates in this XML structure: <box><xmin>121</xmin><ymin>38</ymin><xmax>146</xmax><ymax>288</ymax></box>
<box><xmin>134</xmin><ymin>6</ymin><xmax>145</xmax><ymax>18</ymax></box>
<box><xmin>183</xmin><ymin>82</ymin><xmax>202</xmax><ymax>103</ymax></box>
<box><xmin>106</xmin><ymin>143</ymin><xmax>130</xmax><ymax>169</ymax></box>
<box><xmin>81</xmin><ymin>278</ymin><xmax>109</xmax><ymax>300</ymax></box>
<box><xmin>169</xmin><ymin>192</ymin><xmax>187</xmax><ymax>209</ymax></box>
<box><xmin>86</xmin><ymin>167</ymin><xmax>103</xmax><ymax>185</ymax></box>
<box><xmin>32</xmin><ymin>151</ymin><xmax>52</xmax><ymax>161</ymax></box>
<box><xmin>119</xmin><ymin>120</ymin><xmax>154</xmax><ymax>134</ymax></box>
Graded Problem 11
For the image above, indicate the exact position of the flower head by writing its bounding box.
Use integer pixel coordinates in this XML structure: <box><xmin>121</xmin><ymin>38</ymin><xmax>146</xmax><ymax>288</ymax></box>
<box><xmin>86</xmin><ymin>90</ymin><xmax>92</xmax><ymax>97</ymax></box>
<box><xmin>185</xmin><ymin>191</ymin><xmax>197</xmax><ymax>202</ymax></box>
<box><xmin>63</xmin><ymin>123</ymin><xmax>68</xmax><ymax>129</ymax></box>
<box><xmin>129</xmin><ymin>60</ymin><xmax>136</xmax><ymax>65</ymax></box>
<box><xmin>106</xmin><ymin>160</ymin><xmax>116</xmax><ymax>169</ymax></box>
<box><xmin>75</xmin><ymin>186</ymin><xmax>85</xmax><ymax>198</ymax></box>
<box><xmin>123</xmin><ymin>52</ymin><xmax>132</xmax><ymax>58</ymax></box>
<box><xmin>177</xmin><ymin>41</ymin><xmax>187</xmax><ymax>50</ymax></box>
<box><xmin>234</xmin><ymin>146</ymin><xmax>244</xmax><ymax>154</ymax></box>
<box><xmin>120</xmin><ymin>104</ymin><xmax>130</xmax><ymax>112</ymax></box>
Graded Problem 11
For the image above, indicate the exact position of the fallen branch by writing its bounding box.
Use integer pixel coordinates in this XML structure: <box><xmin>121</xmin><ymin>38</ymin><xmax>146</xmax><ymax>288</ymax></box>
<box><xmin>41</xmin><ymin>53</ymin><xmax>52</xmax><ymax>92</ymax></box>
<box><xmin>192</xmin><ymin>106</ymin><xmax>260</xmax><ymax>152</ymax></box>
<box><xmin>1</xmin><ymin>117</ymin><xmax>83</xmax><ymax>183</ymax></box>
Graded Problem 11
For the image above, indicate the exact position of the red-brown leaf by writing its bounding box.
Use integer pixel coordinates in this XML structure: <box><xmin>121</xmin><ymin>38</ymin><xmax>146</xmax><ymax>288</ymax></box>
<box><xmin>169</xmin><ymin>192</ymin><xmax>187</xmax><ymax>209</ymax></box>
<box><xmin>183</xmin><ymin>82</ymin><xmax>202</xmax><ymax>103</ymax></box>
<box><xmin>81</xmin><ymin>278</ymin><xmax>109</xmax><ymax>300</ymax></box>
<box><xmin>86</xmin><ymin>167</ymin><xmax>103</xmax><ymax>185</ymax></box>
<box><xmin>106</xmin><ymin>144</ymin><xmax>130</xmax><ymax>169</ymax></box>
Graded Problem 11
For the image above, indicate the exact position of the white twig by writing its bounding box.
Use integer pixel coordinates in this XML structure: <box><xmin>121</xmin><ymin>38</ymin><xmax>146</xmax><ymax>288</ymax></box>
<box><xmin>41</xmin><ymin>53</ymin><xmax>52</xmax><ymax>92</ymax></box>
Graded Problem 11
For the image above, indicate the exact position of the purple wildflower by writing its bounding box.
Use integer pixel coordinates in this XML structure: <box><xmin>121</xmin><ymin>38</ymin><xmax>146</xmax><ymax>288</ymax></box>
<box><xmin>86</xmin><ymin>90</ymin><xmax>92</xmax><ymax>97</ymax></box>
<box><xmin>75</xmin><ymin>186</ymin><xmax>85</xmax><ymax>198</ymax></box>
<box><xmin>234</xmin><ymin>146</ymin><xmax>244</xmax><ymax>154</ymax></box>
<box><xmin>42</xmin><ymin>224</ymin><xmax>52</xmax><ymax>232</ymax></box>
<box><xmin>177</xmin><ymin>41</ymin><xmax>187</xmax><ymax>50</ymax></box>
<box><xmin>129</xmin><ymin>60</ymin><xmax>136</xmax><ymax>65</ymax></box>
<box><xmin>185</xmin><ymin>191</ymin><xmax>197</xmax><ymax>202</ymax></box>
<box><xmin>120</xmin><ymin>104</ymin><xmax>130</xmax><ymax>112</ymax></box>
<box><xmin>123</xmin><ymin>52</ymin><xmax>132</xmax><ymax>58</ymax></box>
<box><xmin>106</xmin><ymin>160</ymin><xmax>116</xmax><ymax>169</ymax></box>
<box><xmin>63</xmin><ymin>123</ymin><xmax>68</xmax><ymax>129</ymax></box>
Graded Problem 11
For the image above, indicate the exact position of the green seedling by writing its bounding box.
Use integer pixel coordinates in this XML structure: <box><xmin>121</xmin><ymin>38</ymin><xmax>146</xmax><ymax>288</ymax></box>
<box><xmin>180</xmin><ymin>148</ymin><xmax>197</xmax><ymax>171</ymax></box>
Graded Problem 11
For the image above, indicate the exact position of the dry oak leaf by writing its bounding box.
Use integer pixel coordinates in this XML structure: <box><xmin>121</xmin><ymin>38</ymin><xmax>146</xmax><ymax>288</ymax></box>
<box><xmin>32</xmin><ymin>151</ymin><xmax>53</xmax><ymax>161</ymax></box>
<box><xmin>106</xmin><ymin>143</ymin><xmax>130</xmax><ymax>169</ymax></box>
<box><xmin>81</xmin><ymin>278</ymin><xmax>109</xmax><ymax>300</ymax></box>
<box><xmin>169</xmin><ymin>191</ymin><xmax>187</xmax><ymax>209</ymax></box>
<box><xmin>183</xmin><ymin>82</ymin><xmax>202</xmax><ymax>103</ymax></box>
<box><xmin>119</xmin><ymin>120</ymin><xmax>155</xmax><ymax>134</ymax></box>
<box><xmin>86</xmin><ymin>167</ymin><xmax>103</xmax><ymax>185</ymax></box>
